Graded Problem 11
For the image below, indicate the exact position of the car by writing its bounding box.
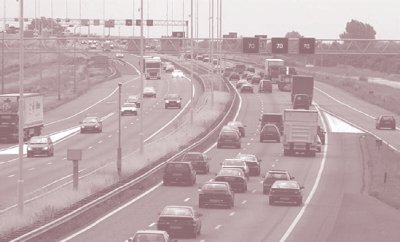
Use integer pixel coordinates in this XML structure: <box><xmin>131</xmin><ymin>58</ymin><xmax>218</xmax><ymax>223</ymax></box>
<box><xmin>262</xmin><ymin>169</ymin><xmax>294</xmax><ymax>194</ymax></box>
<box><xmin>162</xmin><ymin>61</ymin><xmax>172</xmax><ymax>70</ymax></box>
<box><xmin>125</xmin><ymin>95</ymin><xmax>141</xmax><ymax>108</ymax></box>
<box><xmin>246</xmin><ymin>65</ymin><xmax>256</xmax><ymax>73</ymax></box>
<box><xmin>221</xmin><ymin>125</ymin><xmax>241</xmax><ymax>137</ymax></box>
<box><xmin>156</xmin><ymin>206</ymin><xmax>202</xmax><ymax>238</ymax></box>
<box><xmin>89</xmin><ymin>43</ymin><xmax>97</xmax><ymax>49</ymax></box>
<box><xmin>172</xmin><ymin>69</ymin><xmax>184</xmax><ymax>78</ymax></box>
<box><xmin>216</xmin><ymin>130</ymin><xmax>241</xmax><ymax>149</ymax></box>
<box><xmin>223</xmin><ymin>67</ymin><xmax>234</xmax><ymax>78</ymax></box>
<box><xmin>293</xmin><ymin>94</ymin><xmax>311</xmax><ymax>110</ymax></box>
<box><xmin>269</xmin><ymin>180</ymin><xmax>304</xmax><ymax>206</ymax></box>
<box><xmin>80</xmin><ymin>116</ymin><xmax>103</xmax><ymax>133</ymax></box>
<box><xmin>125</xmin><ymin>230</ymin><xmax>177</xmax><ymax>242</ymax></box>
<box><xmin>214</xmin><ymin>168</ymin><xmax>247</xmax><ymax>193</ymax></box>
<box><xmin>181</xmin><ymin>152</ymin><xmax>210</xmax><ymax>174</ymax></box>
<box><xmin>227</xmin><ymin>121</ymin><xmax>246</xmax><ymax>137</ymax></box>
<box><xmin>246</xmin><ymin>73</ymin><xmax>255</xmax><ymax>82</ymax></box>
<box><xmin>236</xmin><ymin>153</ymin><xmax>262</xmax><ymax>176</ymax></box>
<box><xmin>229</xmin><ymin>72</ymin><xmax>240</xmax><ymax>81</ymax></box>
<box><xmin>260</xmin><ymin>123</ymin><xmax>281</xmax><ymax>142</ymax></box>
<box><xmin>317</xmin><ymin>125</ymin><xmax>326</xmax><ymax>145</ymax></box>
<box><xmin>250</xmin><ymin>75</ymin><xmax>262</xmax><ymax>84</ymax></box>
<box><xmin>165</xmin><ymin>64</ymin><xmax>175</xmax><ymax>72</ymax></box>
<box><xmin>376</xmin><ymin>115</ymin><xmax>396</xmax><ymax>130</ymax></box>
<box><xmin>203</xmin><ymin>56</ymin><xmax>210</xmax><ymax>63</ymax></box>
<box><xmin>198</xmin><ymin>181</ymin><xmax>235</xmax><ymax>209</ymax></box>
<box><xmin>115</xmin><ymin>52</ymin><xmax>124</xmax><ymax>58</ymax></box>
<box><xmin>259</xmin><ymin>79</ymin><xmax>273</xmax><ymax>93</ymax></box>
<box><xmin>164</xmin><ymin>94</ymin><xmax>182</xmax><ymax>109</ymax></box>
<box><xmin>143</xmin><ymin>87</ymin><xmax>157</xmax><ymax>98</ymax></box>
<box><xmin>220</xmin><ymin>158</ymin><xmax>250</xmax><ymax>178</ymax></box>
<box><xmin>27</xmin><ymin>135</ymin><xmax>54</xmax><ymax>157</ymax></box>
<box><xmin>121</xmin><ymin>103</ymin><xmax>138</xmax><ymax>116</ymax></box>
<box><xmin>240</xmin><ymin>83</ymin><xmax>254</xmax><ymax>93</ymax></box>
<box><xmin>163</xmin><ymin>161</ymin><xmax>196</xmax><ymax>186</ymax></box>
<box><xmin>236</xmin><ymin>79</ymin><xmax>249</xmax><ymax>89</ymax></box>
<box><xmin>196</xmin><ymin>55</ymin><xmax>204</xmax><ymax>61</ymax></box>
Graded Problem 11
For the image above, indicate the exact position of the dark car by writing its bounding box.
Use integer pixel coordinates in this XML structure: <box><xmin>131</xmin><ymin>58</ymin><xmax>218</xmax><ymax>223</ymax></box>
<box><xmin>246</xmin><ymin>66</ymin><xmax>256</xmax><ymax>73</ymax></box>
<box><xmin>126</xmin><ymin>230</ymin><xmax>176</xmax><ymax>242</ymax></box>
<box><xmin>259</xmin><ymin>113</ymin><xmax>283</xmax><ymax>134</ymax></box>
<box><xmin>259</xmin><ymin>80</ymin><xmax>273</xmax><ymax>93</ymax></box>
<box><xmin>376</xmin><ymin>115</ymin><xmax>396</xmax><ymax>130</ymax></box>
<box><xmin>229</xmin><ymin>72</ymin><xmax>240</xmax><ymax>81</ymax></box>
<box><xmin>262</xmin><ymin>169</ymin><xmax>294</xmax><ymax>194</ymax></box>
<box><xmin>181</xmin><ymin>152</ymin><xmax>210</xmax><ymax>174</ymax></box>
<box><xmin>260</xmin><ymin>124</ymin><xmax>281</xmax><ymax>142</ymax></box>
<box><xmin>125</xmin><ymin>95</ymin><xmax>141</xmax><ymax>108</ymax></box>
<box><xmin>220</xmin><ymin>159</ymin><xmax>250</xmax><ymax>178</ymax></box>
<box><xmin>250</xmin><ymin>75</ymin><xmax>262</xmax><ymax>84</ymax></box>
<box><xmin>156</xmin><ymin>206</ymin><xmax>202</xmax><ymax>238</ymax></box>
<box><xmin>163</xmin><ymin>162</ymin><xmax>196</xmax><ymax>186</ymax></box>
<box><xmin>164</xmin><ymin>94</ymin><xmax>182</xmax><ymax>109</ymax></box>
<box><xmin>236</xmin><ymin>153</ymin><xmax>262</xmax><ymax>176</ymax></box>
<box><xmin>269</xmin><ymin>180</ymin><xmax>304</xmax><ymax>206</ymax></box>
<box><xmin>317</xmin><ymin>125</ymin><xmax>326</xmax><ymax>145</ymax></box>
<box><xmin>293</xmin><ymin>94</ymin><xmax>311</xmax><ymax>110</ymax></box>
<box><xmin>214</xmin><ymin>168</ymin><xmax>247</xmax><ymax>193</ymax></box>
<box><xmin>227</xmin><ymin>121</ymin><xmax>246</xmax><ymax>137</ymax></box>
<box><xmin>216</xmin><ymin>130</ymin><xmax>241</xmax><ymax>149</ymax></box>
<box><xmin>198</xmin><ymin>181</ymin><xmax>235</xmax><ymax>208</ymax></box>
<box><xmin>80</xmin><ymin>116</ymin><xmax>103</xmax><ymax>133</ymax></box>
<box><xmin>223</xmin><ymin>67</ymin><xmax>234</xmax><ymax>78</ymax></box>
<box><xmin>240</xmin><ymin>83</ymin><xmax>254</xmax><ymax>93</ymax></box>
<box><xmin>27</xmin><ymin>136</ymin><xmax>54</xmax><ymax>157</ymax></box>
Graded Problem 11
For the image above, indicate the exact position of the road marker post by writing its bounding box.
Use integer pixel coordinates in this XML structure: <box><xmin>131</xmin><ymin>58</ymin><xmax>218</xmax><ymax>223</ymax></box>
<box><xmin>67</xmin><ymin>149</ymin><xmax>82</xmax><ymax>191</ymax></box>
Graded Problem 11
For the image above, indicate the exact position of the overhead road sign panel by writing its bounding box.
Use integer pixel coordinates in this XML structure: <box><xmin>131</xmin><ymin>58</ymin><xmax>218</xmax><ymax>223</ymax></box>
<box><xmin>299</xmin><ymin>38</ymin><xmax>316</xmax><ymax>54</ymax></box>
<box><xmin>81</xmin><ymin>19</ymin><xmax>90</xmax><ymax>26</ymax></box>
<box><xmin>242</xmin><ymin>37</ymin><xmax>260</xmax><ymax>53</ymax></box>
<box><xmin>172</xmin><ymin>31</ymin><xmax>185</xmax><ymax>38</ymax></box>
<box><xmin>93</xmin><ymin>19</ymin><xmax>100</xmax><ymax>26</ymax></box>
<box><xmin>125</xmin><ymin>19</ymin><xmax>133</xmax><ymax>26</ymax></box>
<box><xmin>271</xmin><ymin>37</ymin><xmax>289</xmax><ymax>54</ymax></box>
<box><xmin>146</xmin><ymin>20</ymin><xmax>153</xmax><ymax>26</ymax></box>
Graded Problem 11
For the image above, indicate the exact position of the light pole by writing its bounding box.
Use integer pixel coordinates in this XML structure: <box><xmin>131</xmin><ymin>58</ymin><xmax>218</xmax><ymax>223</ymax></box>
<box><xmin>190</xmin><ymin>0</ymin><xmax>194</xmax><ymax>124</ymax></box>
<box><xmin>139</xmin><ymin>0</ymin><xmax>144</xmax><ymax>154</ymax></box>
<box><xmin>117</xmin><ymin>82</ymin><xmax>122</xmax><ymax>176</ymax></box>
<box><xmin>132</xmin><ymin>0</ymin><xmax>135</xmax><ymax>36</ymax></box>
<box><xmin>210</xmin><ymin>0</ymin><xmax>214</xmax><ymax>104</ymax></box>
<box><xmin>1</xmin><ymin>0</ymin><xmax>6</xmax><ymax>94</ymax></box>
<box><xmin>103</xmin><ymin>0</ymin><xmax>105</xmax><ymax>38</ymax></box>
<box><xmin>17</xmin><ymin>0</ymin><xmax>25</xmax><ymax>215</ymax></box>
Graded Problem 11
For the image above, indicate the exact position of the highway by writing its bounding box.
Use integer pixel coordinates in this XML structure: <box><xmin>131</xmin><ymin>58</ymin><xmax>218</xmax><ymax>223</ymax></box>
<box><xmin>51</xmin><ymin>59</ymin><xmax>400</xmax><ymax>242</ymax></box>
<box><xmin>0</xmin><ymin>54</ymin><xmax>203</xmax><ymax>212</ymax></box>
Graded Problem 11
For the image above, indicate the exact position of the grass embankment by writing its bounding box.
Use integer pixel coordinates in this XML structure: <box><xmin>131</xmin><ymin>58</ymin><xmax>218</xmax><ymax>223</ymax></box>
<box><xmin>0</xmin><ymin>84</ymin><xmax>230</xmax><ymax>239</ymax></box>
<box><xmin>360</xmin><ymin>135</ymin><xmax>400</xmax><ymax>210</ymax></box>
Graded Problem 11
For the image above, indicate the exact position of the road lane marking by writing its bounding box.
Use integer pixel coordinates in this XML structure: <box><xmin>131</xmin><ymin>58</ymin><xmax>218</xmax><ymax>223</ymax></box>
<box><xmin>184</xmin><ymin>198</ymin><xmax>191</xmax><ymax>202</ymax></box>
<box><xmin>88</xmin><ymin>146</ymin><xmax>93</xmax><ymax>150</ymax></box>
<box><xmin>47</xmin><ymin>162</ymin><xmax>52</xmax><ymax>165</ymax></box>
<box><xmin>229</xmin><ymin>212</ymin><xmax>235</xmax><ymax>216</ymax></box>
<box><xmin>98</xmin><ymin>140</ymin><xmax>103</xmax><ymax>144</ymax></box>
<box><xmin>251</xmin><ymin>189</ymin><xmax>257</xmax><ymax>193</ymax></box>
<box><xmin>8</xmin><ymin>174</ymin><xmax>15</xmax><ymax>178</ymax></box>
<box><xmin>108</xmin><ymin>135</ymin><xmax>112</xmax><ymax>138</ymax></box>
<box><xmin>29</xmin><ymin>167</ymin><xmax>35</xmax><ymax>171</ymax></box>
<box><xmin>241</xmin><ymin>200</ymin><xmax>247</xmax><ymax>204</ymax></box>
<box><xmin>215</xmin><ymin>225</ymin><xmax>222</xmax><ymax>230</ymax></box>
<box><xmin>148</xmin><ymin>222</ymin><xmax>156</xmax><ymax>227</ymax></box>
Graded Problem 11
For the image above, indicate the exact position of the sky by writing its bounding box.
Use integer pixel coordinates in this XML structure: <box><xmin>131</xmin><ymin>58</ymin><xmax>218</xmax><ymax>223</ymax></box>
<box><xmin>1</xmin><ymin>0</ymin><xmax>399</xmax><ymax>39</ymax></box>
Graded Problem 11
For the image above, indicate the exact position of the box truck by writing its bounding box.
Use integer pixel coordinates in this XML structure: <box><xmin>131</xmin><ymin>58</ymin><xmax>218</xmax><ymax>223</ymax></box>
<box><xmin>291</xmin><ymin>75</ymin><xmax>314</xmax><ymax>105</ymax></box>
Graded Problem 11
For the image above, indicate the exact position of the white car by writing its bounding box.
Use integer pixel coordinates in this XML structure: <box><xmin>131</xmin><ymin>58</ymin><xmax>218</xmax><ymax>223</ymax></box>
<box><xmin>165</xmin><ymin>64</ymin><xmax>175</xmax><ymax>73</ymax></box>
<box><xmin>115</xmin><ymin>53</ymin><xmax>124</xmax><ymax>58</ymax></box>
<box><xmin>120</xmin><ymin>103</ymin><xmax>138</xmax><ymax>116</ymax></box>
<box><xmin>143</xmin><ymin>87</ymin><xmax>157</xmax><ymax>98</ymax></box>
<box><xmin>172</xmin><ymin>69</ymin><xmax>184</xmax><ymax>78</ymax></box>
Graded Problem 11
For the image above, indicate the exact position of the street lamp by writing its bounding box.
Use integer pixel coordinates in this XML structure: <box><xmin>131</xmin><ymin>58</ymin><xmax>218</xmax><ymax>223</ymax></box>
<box><xmin>190</xmin><ymin>0</ymin><xmax>194</xmax><ymax>124</ymax></box>
<box><xmin>117</xmin><ymin>82</ymin><xmax>122</xmax><ymax>176</ymax></box>
<box><xmin>139</xmin><ymin>0</ymin><xmax>144</xmax><ymax>154</ymax></box>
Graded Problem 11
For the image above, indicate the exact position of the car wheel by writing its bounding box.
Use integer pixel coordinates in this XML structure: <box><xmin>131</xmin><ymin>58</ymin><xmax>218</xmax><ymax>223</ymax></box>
<box><xmin>297</xmin><ymin>198</ymin><xmax>303</xmax><ymax>206</ymax></box>
<box><xmin>276</xmin><ymin>138</ymin><xmax>280</xmax><ymax>143</ymax></box>
<box><xmin>134</xmin><ymin>112</ymin><xmax>137</xmax><ymax>116</ymax></box>
<box><xmin>27</xmin><ymin>152</ymin><xmax>32</xmax><ymax>158</ymax></box>
<box><xmin>163</xmin><ymin>180</ymin><xmax>169</xmax><ymax>186</ymax></box>
<box><xmin>269</xmin><ymin>199</ymin><xmax>274</xmax><ymax>205</ymax></box>
<box><xmin>199</xmin><ymin>201</ymin><xmax>204</xmax><ymax>208</ymax></box>
<box><xmin>376</xmin><ymin>125</ymin><xmax>380</xmax><ymax>129</ymax></box>
<box><xmin>99</xmin><ymin>128</ymin><xmax>102</xmax><ymax>133</ymax></box>
<box><xmin>263</xmin><ymin>188</ymin><xmax>267</xmax><ymax>194</ymax></box>
<box><xmin>217</xmin><ymin>144</ymin><xmax>221</xmax><ymax>148</ymax></box>
<box><xmin>283</xmin><ymin>149</ymin><xmax>290</xmax><ymax>156</ymax></box>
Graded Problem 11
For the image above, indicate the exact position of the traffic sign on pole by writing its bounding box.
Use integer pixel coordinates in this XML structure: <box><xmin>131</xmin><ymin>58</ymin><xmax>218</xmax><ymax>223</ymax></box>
<box><xmin>299</xmin><ymin>38</ymin><xmax>316</xmax><ymax>54</ymax></box>
<box><xmin>271</xmin><ymin>37</ymin><xmax>289</xmax><ymax>54</ymax></box>
<box><xmin>242</xmin><ymin>37</ymin><xmax>260</xmax><ymax>53</ymax></box>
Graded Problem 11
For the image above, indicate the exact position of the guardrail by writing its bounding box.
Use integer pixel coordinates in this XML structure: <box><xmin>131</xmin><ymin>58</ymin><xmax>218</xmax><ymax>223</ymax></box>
<box><xmin>6</xmin><ymin>56</ymin><xmax>239</xmax><ymax>242</ymax></box>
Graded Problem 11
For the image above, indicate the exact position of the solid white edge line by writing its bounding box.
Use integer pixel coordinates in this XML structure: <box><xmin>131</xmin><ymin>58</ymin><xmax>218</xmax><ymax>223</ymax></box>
<box><xmin>279</xmin><ymin>103</ymin><xmax>328</xmax><ymax>242</ymax></box>
<box><xmin>59</xmin><ymin>182</ymin><xmax>162</xmax><ymax>242</ymax></box>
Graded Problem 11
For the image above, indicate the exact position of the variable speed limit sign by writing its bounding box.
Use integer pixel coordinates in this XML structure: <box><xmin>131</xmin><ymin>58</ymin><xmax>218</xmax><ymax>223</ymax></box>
<box><xmin>271</xmin><ymin>38</ymin><xmax>289</xmax><ymax>54</ymax></box>
<box><xmin>242</xmin><ymin>37</ymin><xmax>260</xmax><ymax>54</ymax></box>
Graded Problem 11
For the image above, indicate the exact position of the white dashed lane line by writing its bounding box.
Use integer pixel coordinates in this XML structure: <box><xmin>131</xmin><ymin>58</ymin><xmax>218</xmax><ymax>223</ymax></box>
<box><xmin>47</xmin><ymin>162</ymin><xmax>52</xmax><ymax>165</ymax></box>
<box><xmin>241</xmin><ymin>200</ymin><xmax>247</xmax><ymax>205</ymax></box>
<box><xmin>88</xmin><ymin>146</ymin><xmax>93</xmax><ymax>150</ymax></box>
<box><xmin>98</xmin><ymin>140</ymin><xmax>103</xmax><ymax>144</ymax></box>
<box><xmin>184</xmin><ymin>198</ymin><xmax>191</xmax><ymax>202</ymax></box>
<box><xmin>8</xmin><ymin>174</ymin><xmax>15</xmax><ymax>178</ymax></box>
<box><xmin>229</xmin><ymin>211</ymin><xmax>235</xmax><ymax>216</ymax></box>
<box><xmin>29</xmin><ymin>167</ymin><xmax>35</xmax><ymax>171</ymax></box>
<box><xmin>108</xmin><ymin>135</ymin><xmax>112</xmax><ymax>138</ymax></box>
<box><xmin>148</xmin><ymin>222</ymin><xmax>156</xmax><ymax>227</ymax></box>
<box><xmin>215</xmin><ymin>225</ymin><xmax>222</xmax><ymax>230</ymax></box>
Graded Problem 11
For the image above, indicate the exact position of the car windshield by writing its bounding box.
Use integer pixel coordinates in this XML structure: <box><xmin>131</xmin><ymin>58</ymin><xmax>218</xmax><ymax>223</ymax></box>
<box><xmin>166</xmin><ymin>94</ymin><xmax>179</xmax><ymax>99</ymax></box>
<box><xmin>382</xmin><ymin>116</ymin><xmax>394</xmax><ymax>121</ymax></box>
<box><xmin>237</xmin><ymin>154</ymin><xmax>257</xmax><ymax>162</ymax></box>
<box><xmin>220</xmin><ymin>131</ymin><xmax>237</xmax><ymax>138</ymax></box>
<box><xmin>267</xmin><ymin>173</ymin><xmax>289</xmax><ymax>180</ymax></box>
<box><xmin>262</xmin><ymin>125</ymin><xmax>277</xmax><ymax>132</ymax></box>
<box><xmin>161</xmin><ymin>207</ymin><xmax>193</xmax><ymax>216</ymax></box>
<box><xmin>166</xmin><ymin>163</ymin><xmax>189</xmax><ymax>172</ymax></box>
<box><xmin>182</xmin><ymin>153</ymin><xmax>203</xmax><ymax>161</ymax></box>
<box><xmin>274</xmin><ymin>181</ymin><xmax>299</xmax><ymax>189</ymax></box>
<box><xmin>218</xmin><ymin>168</ymin><xmax>243</xmax><ymax>177</ymax></box>
<box><xmin>30</xmin><ymin>137</ymin><xmax>48</xmax><ymax>144</ymax></box>
<box><xmin>123</xmin><ymin>103</ymin><xmax>136</xmax><ymax>108</ymax></box>
<box><xmin>83</xmin><ymin>117</ymin><xmax>98</xmax><ymax>123</ymax></box>
<box><xmin>132</xmin><ymin>234</ymin><xmax>165</xmax><ymax>242</ymax></box>
<box><xmin>202</xmin><ymin>183</ymin><xmax>228</xmax><ymax>191</ymax></box>
<box><xmin>144</xmin><ymin>87</ymin><xmax>154</xmax><ymax>92</ymax></box>
<box><xmin>223</xmin><ymin>159</ymin><xmax>245</xmax><ymax>166</ymax></box>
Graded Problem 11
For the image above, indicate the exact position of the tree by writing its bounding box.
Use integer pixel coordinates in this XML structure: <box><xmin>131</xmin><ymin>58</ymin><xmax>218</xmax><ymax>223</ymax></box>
<box><xmin>340</xmin><ymin>19</ymin><xmax>376</xmax><ymax>39</ymax></box>
<box><xmin>285</xmin><ymin>31</ymin><xmax>303</xmax><ymax>38</ymax></box>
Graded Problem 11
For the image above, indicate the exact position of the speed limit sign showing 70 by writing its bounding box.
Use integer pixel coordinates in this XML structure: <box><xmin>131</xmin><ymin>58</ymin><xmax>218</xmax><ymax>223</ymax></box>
<box><xmin>271</xmin><ymin>38</ymin><xmax>288</xmax><ymax>54</ymax></box>
<box><xmin>299</xmin><ymin>38</ymin><xmax>316</xmax><ymax>54</ymax></box>
<box><xmin>242</xmin><ymin>37</ymin><xmax>260</xmax><ymax>54</ymax></box>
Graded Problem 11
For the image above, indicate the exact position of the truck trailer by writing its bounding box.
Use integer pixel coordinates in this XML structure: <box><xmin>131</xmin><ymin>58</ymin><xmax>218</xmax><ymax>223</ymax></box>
<box><xmin>291</xmin><ymin>75</ymin><xmax>314</xmax><ymax>105</ymax></box>
<box><xmin>144</xmin><ymin>56</ymin><xmax>162</xmax><ymax>80</ymax></box>
<box><xmin>282</xmin><ymin>109</ymin><xmax>319</xmax><ymax>157</ymax></box>
<box><xmin>265</xmin><ymin>58</ymin><xmax>284</xmax><ymax>83</ymax></box>
<box><xmin>0</xmin><ymin>93</ymin><xmax>44</xmax><ymax>142</ymax></box>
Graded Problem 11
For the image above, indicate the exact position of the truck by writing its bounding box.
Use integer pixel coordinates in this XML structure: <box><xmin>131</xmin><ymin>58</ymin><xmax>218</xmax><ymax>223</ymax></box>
<box><xmin>265</xmin><ymin>58</ymin><xmax>284</xmax><ymax>83</ymax></box>
<box><xmin>0</xmin><ymin>93</ymin><xmax>44</xmax><ymax>142</ymax></box>
<box><xmin>282</xmin><ymin>109</ymin><xmax>319</xmax><ymax>157</ymax></box>
<box><xmin>144</xmin><ymin>56</ymin><xmax>161</xmax><ymax>80</ymax></box>
<box><xmin>277</xmin><ymin>66</ymin><xmax>297</xmax><ymax>92</ymax></box>
<box><xmin>291</xmin><ymin>75</ymin><xmax>314</xmax><ymax>105</ymax></box>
